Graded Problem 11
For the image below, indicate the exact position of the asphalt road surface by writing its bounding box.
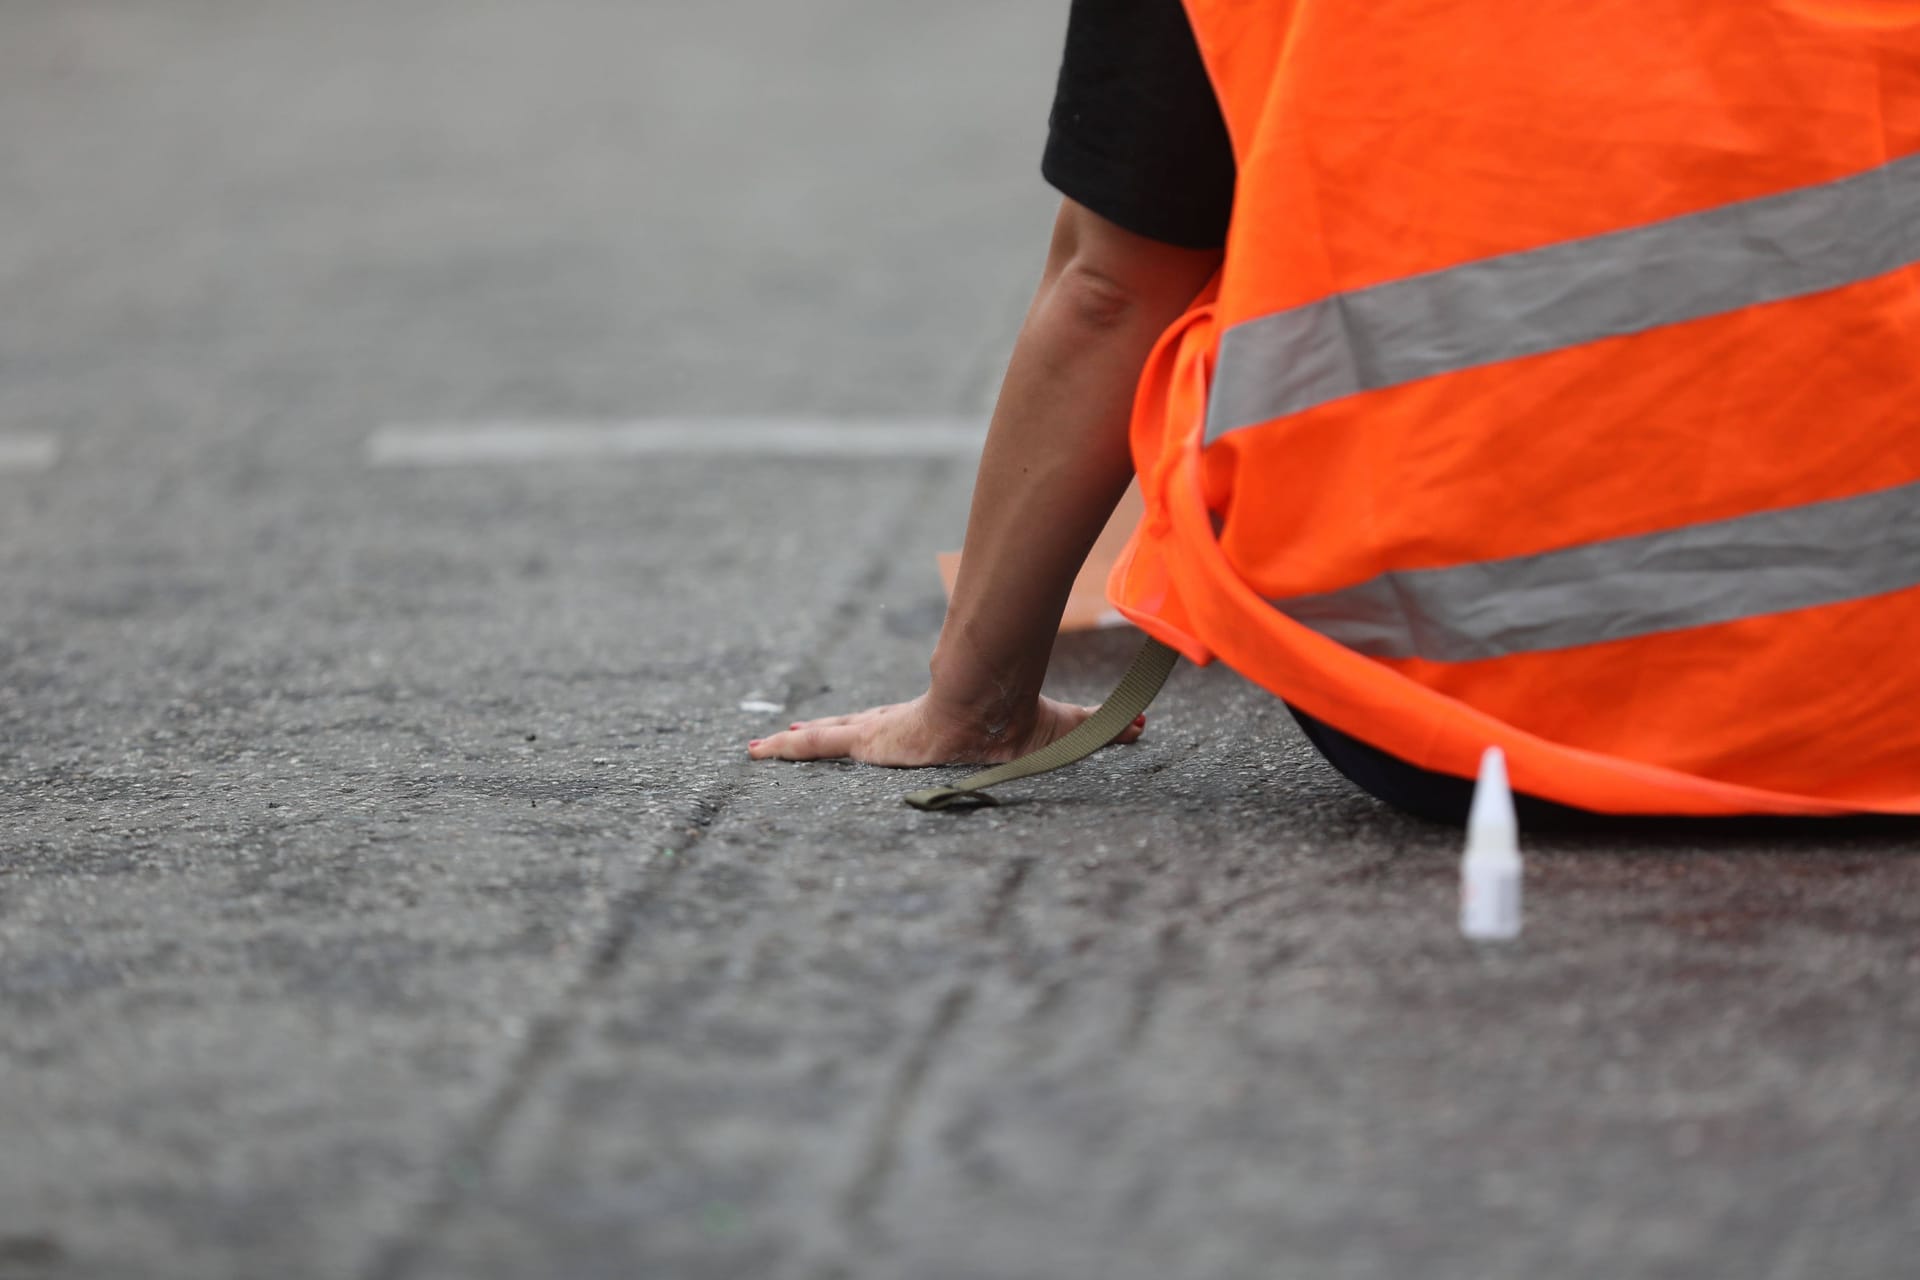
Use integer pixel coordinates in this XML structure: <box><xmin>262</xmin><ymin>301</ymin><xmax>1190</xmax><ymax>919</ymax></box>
<box><xmin>3</xmin><ymin>3</ymin><xmax>1918</xmax><ymax>1278</ymax></box>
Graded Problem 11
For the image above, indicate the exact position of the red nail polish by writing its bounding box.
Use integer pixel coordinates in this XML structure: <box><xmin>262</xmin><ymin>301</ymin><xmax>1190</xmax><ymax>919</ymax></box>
<box><xmin>749</xmin><ymin>739</ymin><xmax>763</xmax><ymax>749</ymax></box>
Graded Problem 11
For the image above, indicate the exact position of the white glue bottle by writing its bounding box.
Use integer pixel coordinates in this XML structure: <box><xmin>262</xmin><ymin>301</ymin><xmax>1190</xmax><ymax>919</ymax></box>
<box><xmin>1460</xmin><ymin>746</ymin><xmax>1522</xmax><ymax>940</ymax></box>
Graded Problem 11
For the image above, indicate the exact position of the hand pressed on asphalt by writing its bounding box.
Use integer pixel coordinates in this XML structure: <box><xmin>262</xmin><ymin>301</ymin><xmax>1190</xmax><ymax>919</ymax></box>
<box><xmin>747</xmin><ymin>693</ymin><xmax>1145</xmax><ymax>767</ymax></box>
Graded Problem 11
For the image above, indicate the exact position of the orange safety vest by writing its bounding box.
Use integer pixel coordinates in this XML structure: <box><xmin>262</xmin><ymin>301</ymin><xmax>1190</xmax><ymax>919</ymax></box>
<box><xmin>1108</xmin><ymin>1</ymin><xmax>1920</xmax><ymax>815</ymax></box>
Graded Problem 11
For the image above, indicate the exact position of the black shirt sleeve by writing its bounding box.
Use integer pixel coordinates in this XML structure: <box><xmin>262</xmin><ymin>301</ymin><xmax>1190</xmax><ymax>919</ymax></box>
<box><xmin>1041</xmin><ymin>0</ymin><xmax>1238</xmax><ymax>250</ymax></box>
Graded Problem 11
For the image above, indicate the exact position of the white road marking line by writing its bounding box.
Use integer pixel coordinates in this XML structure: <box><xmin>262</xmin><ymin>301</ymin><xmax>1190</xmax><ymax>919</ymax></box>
<box><xmin>0</xmin><ymin>434</ymin><xmax>60</xmax><ymax>473</ymax></box>
<box><xmin>365</xmin><ymin>418</ymin><xmax>989</xmax><ymax>467</ymax></box>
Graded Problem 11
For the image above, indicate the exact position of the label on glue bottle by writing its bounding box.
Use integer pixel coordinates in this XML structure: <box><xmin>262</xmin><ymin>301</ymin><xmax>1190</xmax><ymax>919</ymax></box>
<box><xmin>1461</xmin><ymin>858</ymin><xmax>1522</xmax><ymax>939</ymax></box>
<box><xmin>1460</xmin><ymin>746</ymin><xmax>1522</xmax><ymax>940</ymax></box>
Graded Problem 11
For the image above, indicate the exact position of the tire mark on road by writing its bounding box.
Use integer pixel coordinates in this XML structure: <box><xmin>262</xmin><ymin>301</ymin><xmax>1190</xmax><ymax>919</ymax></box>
<box><xmin>363</xmin><ymin>458</ymin><xmax>960</xmax><ymax>1280</ymax></box>
<box><xmin>833</xmin><ymin>847</ymin><xmax>1036</xmax><ymax>1241</ymax></box>
<box><xmin>361</xmin><ymin>796</ymin><xmax>719</xmax><ymax>1280</ymax></box>
<box><xmin>979</xmin><ymin>854</ymin><xmax>1034</xmax><ymax>936</ymax></box>
<box><xmin>838</xmin><ymin>981</ymin><xmax>976</xmax><ymax>1232</ymax></box>
<box><xmin>1121</xmin><ymin>920</ymin><xmax>1186</xmax><ymax>1050</ymax></box>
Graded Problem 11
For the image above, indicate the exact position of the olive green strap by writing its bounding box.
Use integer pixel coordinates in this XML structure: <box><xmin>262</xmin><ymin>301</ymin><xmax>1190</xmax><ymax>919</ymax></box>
<box><xmin>904</xmin><ymin>638</ymin><xmax>1180</xmax><ymax>812</ymax></box>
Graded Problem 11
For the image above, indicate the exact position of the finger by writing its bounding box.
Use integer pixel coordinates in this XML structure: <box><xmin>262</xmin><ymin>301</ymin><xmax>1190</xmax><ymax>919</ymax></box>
<box><xmin>791</xmin><ymin>702</ymin><xmax>903</xmax><ymax>731</ymax></box>
<box><xmin>1114</xmin><ymin>713</ymin><xmax>1147</xmax><ymax>745</ymax></box>
<box><xmin>787</xmin><ymin>710</ymin><xmax>867</xmax><ymax>732</ymax></box>
<box><xmin>753</xmin><ymin>723</ymin><xmax>863</xmax><ymax>761</ymax></box>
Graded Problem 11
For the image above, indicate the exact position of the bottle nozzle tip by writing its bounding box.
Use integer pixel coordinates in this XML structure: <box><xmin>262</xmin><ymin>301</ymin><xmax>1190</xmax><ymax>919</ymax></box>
<box><xmin>1467</xmin><ymin>745</ymin><xmax>1518</xmax><ymax>853</ymax></box>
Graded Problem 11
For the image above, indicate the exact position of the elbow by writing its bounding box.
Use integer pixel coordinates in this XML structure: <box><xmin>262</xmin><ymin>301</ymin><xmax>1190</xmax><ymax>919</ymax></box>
<box><xmin>1034</xmin><ymin>200</ymin><xmax>1225</xmax><ymax>339</ymax></box>
<box><xmin>1049</xmin><ymin>260</ymin><xmax>1147</xmax><ymax>334</ymax></box>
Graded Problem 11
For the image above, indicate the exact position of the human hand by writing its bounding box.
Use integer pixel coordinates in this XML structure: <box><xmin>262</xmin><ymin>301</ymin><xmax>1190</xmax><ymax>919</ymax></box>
<box><xmin>746</xmin><ymin>691</ymin><xmax>1145</xmax><ymax>767</ymax></box>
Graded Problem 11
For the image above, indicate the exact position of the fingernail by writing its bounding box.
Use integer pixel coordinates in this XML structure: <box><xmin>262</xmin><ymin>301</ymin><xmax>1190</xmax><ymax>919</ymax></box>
<box><xmin>748</xmin><ymin>739</ymin><xmax>763</xmax><ymax>749</ymax></box>
<box><xmin>790</xmin><ymin>723</ymin><xmax>802</xmax><ymax>730</ymax></box>
<box><xmin>1133</xmin><ymin>714</ymin><xmax>1147</xmax><ymax>725</ymax></box>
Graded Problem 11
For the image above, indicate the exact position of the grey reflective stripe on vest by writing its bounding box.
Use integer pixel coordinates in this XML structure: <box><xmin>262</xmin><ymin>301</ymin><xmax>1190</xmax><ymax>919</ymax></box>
<box><xmin>1206</xmin><ymin>151</ymin><xmax>1920</xmax><ymax>443</ymax></box>
<box><xmin>1273</xmin><ymin>479</ymin><xmax>1920</xmax><ymax>663</ymax></box>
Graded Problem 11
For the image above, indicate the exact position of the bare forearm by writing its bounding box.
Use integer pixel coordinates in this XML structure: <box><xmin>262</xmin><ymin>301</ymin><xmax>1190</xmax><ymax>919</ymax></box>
<box><xmin>928</xmin><ymin>201</ymin><xmax>1222</xmax><ymax>733</ymax></box>
<box><xmin>747</xmin><ymin>204</ymin><xmax>1219</xmax><ymax>768</ymax></box>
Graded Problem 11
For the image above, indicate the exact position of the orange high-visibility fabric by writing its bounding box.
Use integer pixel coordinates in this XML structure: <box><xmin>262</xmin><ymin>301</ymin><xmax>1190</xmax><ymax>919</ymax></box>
<box><xmin>1111</xmin><ymin>0</ymin><xmax>1920</xmax><ymax>814</ymax></box>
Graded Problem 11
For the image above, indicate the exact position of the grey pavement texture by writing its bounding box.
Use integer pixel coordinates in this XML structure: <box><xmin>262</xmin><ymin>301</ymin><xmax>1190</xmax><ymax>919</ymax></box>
<box><xmin>3</xmin><ymin>3</ymin><xmax>1919</xmax><ymax>1278</ymax></box>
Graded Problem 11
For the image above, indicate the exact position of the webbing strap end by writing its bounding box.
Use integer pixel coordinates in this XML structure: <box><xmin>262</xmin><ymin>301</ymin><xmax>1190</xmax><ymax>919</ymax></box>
<box><xmin>903</xmin><ymin>786</ymin><xmax>1000</xmax><ymax>812</ymax></box>
<box><xmin>900</xmin><ymin>638</ymin><xmax>1179</xmax><ymax>814</ymax></box>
